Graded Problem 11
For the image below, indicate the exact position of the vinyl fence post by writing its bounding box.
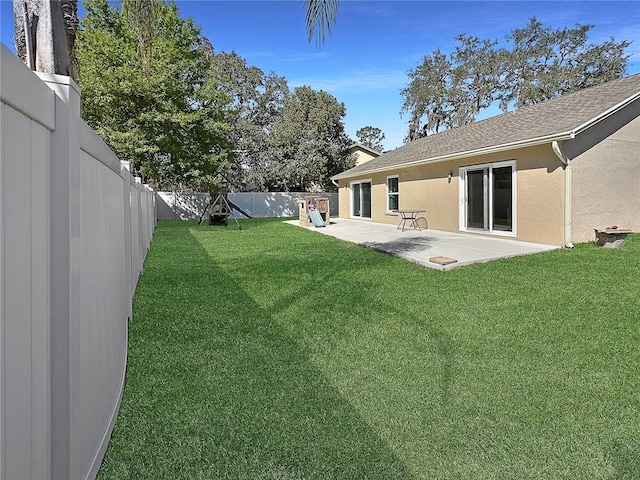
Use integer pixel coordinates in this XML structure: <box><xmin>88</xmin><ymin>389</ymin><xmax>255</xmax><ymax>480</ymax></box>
<box><xmin>38</xmin><ymin>71</ymin><xmax>81</xmax><ymax>480</ymax></box>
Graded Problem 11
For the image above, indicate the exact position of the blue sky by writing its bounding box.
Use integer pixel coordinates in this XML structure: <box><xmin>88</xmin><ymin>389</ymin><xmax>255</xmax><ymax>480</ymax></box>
<box><xmin>2</xmin><ymin>1</ymin><xmax>639</xmax><ymax>150</ymax></box>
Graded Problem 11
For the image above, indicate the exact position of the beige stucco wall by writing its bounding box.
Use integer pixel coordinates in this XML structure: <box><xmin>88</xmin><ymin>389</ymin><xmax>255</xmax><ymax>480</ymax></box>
<box><xmin>354</xmin><ymin>150</ymin><xmax>378</xmax><ymax>166</ymax></box>
<box><xmin>566</xmin><ymin>106</ymin><xmax>640</xmax><ymax>243</ymax></box>
<box><xmin>337</xmin><ymin>145</ymin><xmax>566</xmax><ymax>245</ymax></box>
<box><xmin>338</xmin><ymin>101</ymin><xmax>639</xmax><ymax>246</ymax></box>
<box><xmin>515</xmin><ymin>145</ymin><xmax>565</xmax><ymax>245</ymax></box>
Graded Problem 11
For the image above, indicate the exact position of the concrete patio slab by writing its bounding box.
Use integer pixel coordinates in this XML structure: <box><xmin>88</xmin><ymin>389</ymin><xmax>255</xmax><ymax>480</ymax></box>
<box><xmin>286</xmin><ymin>218</ymin><xmax>560</xmax><ymax>270</ymax></box>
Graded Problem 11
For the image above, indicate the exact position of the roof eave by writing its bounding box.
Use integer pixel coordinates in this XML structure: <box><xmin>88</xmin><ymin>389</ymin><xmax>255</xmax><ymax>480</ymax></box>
<box><xmin>332</xmin><ymin>132</ymin><xmax>576</xmax><ymax>181</ymax></box>
<box><xmin>348</xmin><ymin>143</ymin><xmax>382</xmax><ymax>157</ymax></box>
<box><xmin>572</xmin><ymin>91</ymin><xmax>640</xmax><ymax>136</ymax></box>
<box><xmin>333</xmin><ymin>86</ymin><xmax>640</xmax><ymax>182</ymax></box>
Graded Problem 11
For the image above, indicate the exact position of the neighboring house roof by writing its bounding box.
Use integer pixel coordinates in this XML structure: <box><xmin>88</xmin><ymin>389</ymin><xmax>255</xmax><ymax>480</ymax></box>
<box><xmin>333</xmin><ymin>74</ymin><xmax>640</xmax><ymax>180</ymax></box>
<box><xmin>348</xmin><ymin>143</ymin><xmax>382</xmax><ymax>157</ymax></box>
<box><xmin>348</xmin><ymin>143</ymin><xmax>382</xmax><ymax>167</ymax></box>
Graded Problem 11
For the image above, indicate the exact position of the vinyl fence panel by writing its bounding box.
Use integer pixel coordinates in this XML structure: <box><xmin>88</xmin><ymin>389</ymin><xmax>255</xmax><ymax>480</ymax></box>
<box><xmin>0</xmin><ymin>44</ymin><xmax>156</xmax><ymax>480</ymax></box>
<box><xmin>1</xmin><ymin>52</ymin><xmax>54</xmax><ymax>479</ymax></box>
<box><xmin>156</xmin><ymin>191</ymin><xmax>339</xmax><ymax>220</ymax></box>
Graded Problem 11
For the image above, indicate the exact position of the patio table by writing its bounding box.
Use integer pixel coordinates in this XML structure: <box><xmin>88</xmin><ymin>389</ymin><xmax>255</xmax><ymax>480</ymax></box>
<box><xmin>393</xmin><ymin>209</ymin><xmax>425</xmax><ymax>231</ymax></box>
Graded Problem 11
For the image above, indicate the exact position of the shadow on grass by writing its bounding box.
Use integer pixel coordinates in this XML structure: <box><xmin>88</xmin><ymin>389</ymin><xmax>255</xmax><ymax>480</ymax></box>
<box><xmin>98</xmin><ymin>222</ymin><xmax>415</xmax><ymax>479</ymax></box>
<box><xmin>608</xmin><ymin>442</ymin><xmax>640</xmax><ymax>480</ymax></box>
<box><xmin>103</xmin><ymin>221</ymin><xmax>640</xmax><ymax>479</ymax></box>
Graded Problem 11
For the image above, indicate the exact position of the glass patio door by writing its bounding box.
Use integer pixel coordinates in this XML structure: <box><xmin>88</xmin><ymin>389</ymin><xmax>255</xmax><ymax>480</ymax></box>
<box><xmin>467</xmin><ymin>169</ymin><xmax>487</xmax><ymax>229</ymax></box>
<box><xmin>351</xmin><ymin>181</ymin><xmax>372</xmax><ymax>218</ymax></box>
<box><xmin>462</xmin><ymin>162</ymin><xmax>514</xmax><ymax>234</ymax></box>
<box><xmin>492</xmin><ymin>166</ymin><xmax>513</xmax><ymax>231</ymax></box>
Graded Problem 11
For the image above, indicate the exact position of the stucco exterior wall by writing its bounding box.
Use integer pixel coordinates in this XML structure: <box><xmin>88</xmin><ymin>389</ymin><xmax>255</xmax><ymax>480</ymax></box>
<box><xmin>354</xmin><ymin>150</ymin><xmax>378</xmax><ymax>166</ymax></box>
<box><xmin>515</xmin><ymin>145</ymin><xmax>565</xmax><ymax>245</ymax></box>
<box><xmin>337</xmin><ymin>182</ymin><xmax>351</xmax><ymax>219</ymax></box>
<box><xmin>566</xmin><ymin>104</ymin><xmax>640</xmax><ymax>243</ymax></box>
<box><xmin>337</xmin><ymin>145</ymin><xmax>566</xmax><ymax>245</ymax></box>
<box><xmin>395</xmin><ymin>162</ymin><xmax>461</xmax><ymax>232</ymax></box>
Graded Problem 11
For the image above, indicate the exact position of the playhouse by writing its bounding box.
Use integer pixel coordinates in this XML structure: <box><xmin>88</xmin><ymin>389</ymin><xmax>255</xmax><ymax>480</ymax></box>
<box><xmin>299</xmin><ymin>195</ymin><xmax>330</xmax><ymax>227</ymax></box>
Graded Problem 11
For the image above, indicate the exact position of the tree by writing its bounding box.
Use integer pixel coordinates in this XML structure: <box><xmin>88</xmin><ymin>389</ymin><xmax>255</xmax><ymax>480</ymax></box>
<box><xmin>401</xmin><ymin>49</ymin><xmax>453</xmax><ymax>140</ymax></box>
<box><xmin>401</xmin><ymin>18</ymin><xmax>630</xmax><ymax>141</ymax></box>
<box><xmin>13</xmin><ymin>0</ymin><xmax>342</xmax><ymax>190</ymax></box>
<box><xmin>214</xmin><ymin>54</ymin><xmax>356</xmax><ymax>192</ymax></box>
<box><xmin>500</xmin><ymin>18</ymin><xmax>630</xmax><ymax>109</ymax></box>
<box><xmin>12</xmin><ymin>0</ymin><xmax>78</xmax><ymax>78</ymax></box>
<box><xmin>269</xmin><ymin>86</ymin><xmax>354</xmax><ymax>191</ymax></box>
<box><xmin>75</xmin><ymin>0</ymin><xmax>234</xmax><ymax>190</ymax></box>
<box><xmin>356</xmin><ymin>126</ymin><xmax>385</xmax><ymax>152</ymax></box>
<box><xmin>122</xmin><ymin>0</ymin><xmax>156</xmax><ymax>74</ymax></box>
<box><xmin>305</xmin><ymin>0</ymin><xmax>339</xmax><ymax>46</ymax></box>
<box><xmin>13</xmin><ymin>0</ymin><xmax>338</xmax><ymax>79</ymax></box>
<box><xmin>215</xmin><ymin>51</ymin><xmax>290</xmax><ymax>191</ymax></box>
<box><xmin>449</xmin><ymin>34</ymin><xmax>505</xmax><ymax>126</ymax></box>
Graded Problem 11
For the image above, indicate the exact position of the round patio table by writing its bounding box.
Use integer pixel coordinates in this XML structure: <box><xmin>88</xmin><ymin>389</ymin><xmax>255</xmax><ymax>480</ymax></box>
<box><xmin>393</xmin><ymin>209</ymin><xmax>425</xmax><ymax>231</ymax></box>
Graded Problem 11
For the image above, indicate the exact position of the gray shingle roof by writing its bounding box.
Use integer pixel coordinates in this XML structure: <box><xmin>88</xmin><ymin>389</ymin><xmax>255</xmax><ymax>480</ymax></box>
<box><xmin>333</xmin><ymin>73</ymin><xmax>640</xmax><ymax>180</ymax></box>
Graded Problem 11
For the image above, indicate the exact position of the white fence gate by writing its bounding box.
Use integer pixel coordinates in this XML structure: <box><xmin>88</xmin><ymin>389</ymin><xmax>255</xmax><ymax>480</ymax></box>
<box><xmin>1</xmin><ymin>45</ymin><xmax>156</xmax><ymax>480</ymax></box>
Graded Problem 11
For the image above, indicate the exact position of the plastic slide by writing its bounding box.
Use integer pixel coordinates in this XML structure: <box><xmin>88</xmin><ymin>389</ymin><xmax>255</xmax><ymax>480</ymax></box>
<box><xmin>308</xmin><ymin>209</ymin><xmax>326</xmax><ymax>227</ymax></box>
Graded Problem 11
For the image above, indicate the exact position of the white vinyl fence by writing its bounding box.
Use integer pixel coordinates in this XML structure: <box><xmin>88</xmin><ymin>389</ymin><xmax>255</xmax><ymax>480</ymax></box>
<box><xmin>157</xmin><ymin>191</ymin><xmax>339</xmax><ymax>220</ymax></box>
<box><xmin>1</xmin><ymin>44</ymin><xmax>156</xmax><ymax>480</ymax></box>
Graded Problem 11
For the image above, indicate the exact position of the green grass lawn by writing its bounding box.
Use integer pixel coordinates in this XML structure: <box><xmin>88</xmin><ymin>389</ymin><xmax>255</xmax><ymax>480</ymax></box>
<box><xmin>98</xmin><ymin>219</ymin><xmax>640</xmax><ymax>479</ymax></box>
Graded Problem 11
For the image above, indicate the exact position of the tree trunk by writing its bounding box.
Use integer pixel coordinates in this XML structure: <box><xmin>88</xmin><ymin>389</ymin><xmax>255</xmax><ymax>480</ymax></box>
<box><xmin>12</xmin><ymin>0</ymin><xmax>77</xmax><ymax>79</ymax></box>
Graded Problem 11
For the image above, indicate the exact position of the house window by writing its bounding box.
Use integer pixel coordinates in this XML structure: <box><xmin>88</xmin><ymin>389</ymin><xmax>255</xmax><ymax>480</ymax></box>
<box><xmin>387</xmin><ymin>176</ymin><xmax>399</xmax><ymax>211</ymax></box>
<box><xmin>459</xmin><ymin>161</ymin><xmax>516</xmax><ymax>236</ymax></box>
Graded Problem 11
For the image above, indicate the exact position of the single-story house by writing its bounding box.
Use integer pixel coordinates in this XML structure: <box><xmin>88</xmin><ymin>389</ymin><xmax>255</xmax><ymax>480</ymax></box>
<box><xmin>348</xmin><ymin>142</ymin><xmax>382</xmax><ymax>166</ymax></box>
<box><xmin>332</xmin><ymin>74</ymin><xmax>640</xmax><ymax>246</ymax></box>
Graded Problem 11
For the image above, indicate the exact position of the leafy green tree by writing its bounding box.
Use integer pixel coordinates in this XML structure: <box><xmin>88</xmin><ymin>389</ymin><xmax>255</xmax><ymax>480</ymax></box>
<box><xmin>355</xmin><ymin>126</ymin><xmax>385</xmax><ymax>152</ymax></box>
<box><xmin>75</xmin><ymin>0</ymin><xmax>233</xmax><ymax>190</ymax></box>
<box><xmin>215</xmin><ymin>54</ymin><xmax>355</xmax><ymax>192</ymax></box>
<box><xmin>122</xmin><ymin>0</ymin><xmax>155</xmax><ymax>74</ymax></box>
<box><xmin>401</xmin><ymin>49</ymin><xmax>453</xmax><ymax>140</ymax></box>
<box><xmin>401</xmin><ymin>18</ymin><xmax>630</xmax><ymax>141</ymax></box>
<box><xmin>449</xmin><ymin>34</ymin><xmax>505</xmax><ymax>126</ymax></box>
<box><xmin>215</xmin><ymin>51</ymin><xmax>290</xmax><ymax>191</ymax></box>
<box><xmin>500</xmin><ymin>18</ymin><xmax>630</xmax><ymax>109</ymax></box>
<box><xmin>76</xmin><ymin>1</ymin><xmax>345</xmax><ymax>192</ymax></box>
<box><xmin>269</xmin><ymin>86</ymin><xmax>354</xmax><ymax>191</ymax></box>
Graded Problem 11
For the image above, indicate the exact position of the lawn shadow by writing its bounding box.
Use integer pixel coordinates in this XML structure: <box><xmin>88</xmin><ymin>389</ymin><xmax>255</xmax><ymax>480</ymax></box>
<box><xmin>108</xmin><ymin>222</ymin><xmax>640</xmax><ymax>479</ymax></box>
<box><xmin>608</xmin><ymin>441</ymin><xmax>640</xmax><ymax>480</ymax></box>
<box><xmin>101</xmin><ymin>224</ymin><xmax>415</xmax><ymax>479</ymax></box>
<box><xmin>262</xmin><ymin>265</ymin><xmax>456</xmax><ymax>408</ymax></box>
<box><xmin>228</xmin><ymin>230</ymin><xmax>457</xmax><ymax>451</ymax></box>
<box><xmin>188</xmin><ymin>229</ymin><xmax>416</xmax><ymax>478</ymax></box>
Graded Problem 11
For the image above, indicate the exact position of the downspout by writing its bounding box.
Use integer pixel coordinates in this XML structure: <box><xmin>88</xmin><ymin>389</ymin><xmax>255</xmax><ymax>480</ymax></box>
<box><xmin>331</xmin><ymin>178</ymin><xmax>339</xmax><ymax>188</ymax></box>
<box><xmin>552</xmin><ymin>140</ymin><xmax>574</xmax><ymax>248</ymax></box>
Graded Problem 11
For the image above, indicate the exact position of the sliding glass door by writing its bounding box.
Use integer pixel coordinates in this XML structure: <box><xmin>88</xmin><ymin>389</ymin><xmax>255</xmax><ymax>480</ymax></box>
<box><xmin>467</xmin><ymin>169</ymin><xmax>487</xmax><ymax>229</ymax></box>
<box><xmin>492</xmin><ymin>166</ymin><xmax>513</xmax><ymax>231</ymax></box>
<box><xmin>351</xmin><ymin>181</ymin><xmax>372</xmax><ymax>218</ymax></box>
<box><xmin>461</xmin><ymin>162</ymin><xmax>515</xmax><ymax>235</ymax></box>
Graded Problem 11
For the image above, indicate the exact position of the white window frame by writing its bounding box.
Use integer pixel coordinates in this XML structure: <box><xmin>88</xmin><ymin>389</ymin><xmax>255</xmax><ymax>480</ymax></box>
<box><xmin>458</xmin><ymin>160</ymin><xmax>517</xmax><ymax>237</ymax></box>
<box><xmin>386</xmin><ymin>175</ymin><xmax>399</xmax><ymax>212</ymax></box>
